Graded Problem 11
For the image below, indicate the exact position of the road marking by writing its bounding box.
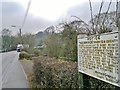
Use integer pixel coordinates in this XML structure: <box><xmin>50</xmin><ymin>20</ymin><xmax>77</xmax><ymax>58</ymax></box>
<box><xmin>19</xmin><ymin>61</ymin><xmax>28</xmax><ymax>81</ymax></box>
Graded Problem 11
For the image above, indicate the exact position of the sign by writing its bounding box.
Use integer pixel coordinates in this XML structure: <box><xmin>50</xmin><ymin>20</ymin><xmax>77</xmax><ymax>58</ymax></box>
<box><xmin>78</xmin><ymin>31</ymin><xmax>120</xmax><ymax>87</ymax></box>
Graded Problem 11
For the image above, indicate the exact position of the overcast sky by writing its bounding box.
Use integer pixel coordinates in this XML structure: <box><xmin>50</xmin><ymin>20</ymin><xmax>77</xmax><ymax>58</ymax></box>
<box><xmin>1</xmin><ymin>0</ymin><xmax>119</xmax><ymax>35</ymax></box>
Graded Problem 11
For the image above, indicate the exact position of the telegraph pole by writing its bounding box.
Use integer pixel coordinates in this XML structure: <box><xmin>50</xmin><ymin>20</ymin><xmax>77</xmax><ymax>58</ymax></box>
<box><xmin>19</xmin><ymin>28</ymin><xmax>21</xmax><ymax>37</ymax></box>
<box><xmin>11</xmin><ymin>25</ymin><xmax>22</xmax><ymax>43</ymax></box>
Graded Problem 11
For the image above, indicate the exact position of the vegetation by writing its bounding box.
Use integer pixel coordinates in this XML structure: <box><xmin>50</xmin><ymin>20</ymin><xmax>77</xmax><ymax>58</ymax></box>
<box><xmin>89</xmin><ymin>77</ymin><xmax>116</xmax><ymax>90</ymax></box>
<box><xmin>33</xmin><ymin>11</ymin><xmax>117</xmax><ymax>62</ymax></box>
<box><xmin>43</xmin><ymin>33</ymin><xmax>61</xmax><ymax>58</ymax></box>
<box><xmin>31</xmin><ymin>10</ymin><xmax>118</xmax><ymax>89</ymax></box>
<box><xmin>30</xmin><ymin>56</ymin><xmax>79</xmax><ymax>88</ymax></box>
<box><xmin>19</xmin><ymin>51</ymin><xmax>32</xmax><ymax>60</ymax></box>
<box><xmin>1</xmin><ymin>28</ymin><xmax>35</xmax><ymax>52</ymax></box>
<box><xmin>40</xmin><ymin>22</ymin><xmax>80</xmax><ymax>61</ymax></box>
<box><xmin>1</xmin><ymin>28</ymin><xmax>16</xmax><ymax>52</ymax></box>
<box><xmin>1</xmin><ymin>6</ymin><xmax>119</xmax><ymax>89</ymax></box>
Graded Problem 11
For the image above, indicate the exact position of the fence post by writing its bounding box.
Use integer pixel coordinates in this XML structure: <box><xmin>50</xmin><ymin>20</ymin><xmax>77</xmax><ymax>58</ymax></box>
<box><xmin>79</xmin><ymin>73</ymin><xmax>83</xmax><ymax>89</ymax></box>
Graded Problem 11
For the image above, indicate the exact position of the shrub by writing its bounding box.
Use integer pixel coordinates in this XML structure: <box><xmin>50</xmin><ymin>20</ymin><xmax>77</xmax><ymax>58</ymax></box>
<box><xmin>33</xmin><ymin>49</ymin><xmax>40</xmax><ymax>56</ymax></box>
<box><xmin>22</xmin><ymin>48</ymin><xmax>41</xmax><ymax>57</ymax></box>
<box><xmin>19</xmin><ymin>51</ymin><xmax>32</xmax><ymax>60</ymax></box>
<box><xmin>31</xmin><ymin>56</ymin><xmax>79</xmax><ymax>88</ymax></box>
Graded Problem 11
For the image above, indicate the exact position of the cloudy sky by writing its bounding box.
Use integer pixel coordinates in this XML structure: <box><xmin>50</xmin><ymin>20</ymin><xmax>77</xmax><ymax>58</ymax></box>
<box><xmin>1</xmin><ymin>0</ymin><xmax>119</xmax><ymax>35</ymax></box>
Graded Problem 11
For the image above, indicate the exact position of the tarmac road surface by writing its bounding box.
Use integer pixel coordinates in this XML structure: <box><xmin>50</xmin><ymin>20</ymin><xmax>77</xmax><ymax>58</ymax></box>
<box><xmin>2</xmin><ymin>51</ymin><xmax>29</xmax><ymax>88</ymax></box>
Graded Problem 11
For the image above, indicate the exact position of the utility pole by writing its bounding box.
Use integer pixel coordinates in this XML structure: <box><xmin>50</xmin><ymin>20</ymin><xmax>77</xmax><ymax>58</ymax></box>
<box><xmin>11</xmin><ymin>25</ymin><xmax>22</xmax><ymax>43</ymax></box>
<box><xmin>19</xmin><ymin>28</ymin><xmax>21</xmax><ymax>37</ymax></box>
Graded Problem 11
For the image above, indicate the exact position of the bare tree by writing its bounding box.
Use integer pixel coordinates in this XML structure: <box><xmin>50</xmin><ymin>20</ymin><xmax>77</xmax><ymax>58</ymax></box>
<box><xmin>116</xmin><ymin>0</ymin><xmax>120</xmax><ymax>27</ymax></box>
<box><xmin>45</xmin><ymin>26</ymin><xmax>55</xmax><ymax>34</ymax></box>
<box><xmin>101</xmin><ymin>0</ymin><xmax>112</xmax><ymax>32</ymax></box>
<box><xmin>89</xmin><ymin>0</ymin><xmax>95</xmax><ymax>34</ymax></box>
<box><xmin>2</xmin><ymin>28</ymin><xmax>12</xmax><ymax>36</ymax></box>
<box><xmin>95</xmin><ymin>0</ymin><xmax>104</xmax><ymax>32</ymax></box>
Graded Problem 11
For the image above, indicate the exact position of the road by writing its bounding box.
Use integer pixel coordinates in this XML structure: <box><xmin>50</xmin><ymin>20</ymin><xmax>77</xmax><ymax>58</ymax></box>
<box><xmin>2</xmin><ymin>51</ymin><xmax>29</xmax><ymax>88</ymax></box>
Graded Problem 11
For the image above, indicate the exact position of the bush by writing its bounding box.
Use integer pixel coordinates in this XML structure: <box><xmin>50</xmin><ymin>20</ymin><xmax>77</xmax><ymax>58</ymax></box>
<box><xmin>19</xmin><ymin>51</ymin><xmax>32</xmax><ymax>60</ymax></box>
<box><xmin>30</xmin><ymin>56</ymin><xmax>79</xmax><ymax>88</ymax></box>
<box><xmin>33</xmin><ymin>49</ymin><xmax>40</xmax><ymax>56</ymax></box>
<box><xmin>22</xmin><ymin>48</ymin><xmax>41</xmax><ymax>57</ymax></box>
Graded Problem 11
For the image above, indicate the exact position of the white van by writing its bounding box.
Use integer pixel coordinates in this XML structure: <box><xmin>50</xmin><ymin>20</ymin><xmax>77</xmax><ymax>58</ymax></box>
<box><xmin>17</xmin><ymin>44</ymin><xmax>23</xmax><ymax>52</ymax></box>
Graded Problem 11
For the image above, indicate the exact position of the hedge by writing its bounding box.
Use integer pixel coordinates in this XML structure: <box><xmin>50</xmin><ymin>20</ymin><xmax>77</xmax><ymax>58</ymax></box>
<box><xmin>30</xmin><ymin>56</ymin><xmax>79</xmax><ymax>88</ymax></box>
<box><xmin>19</xmin><ymin>51</ymin><xmax>32</xmax><ymax>60</ymax></box>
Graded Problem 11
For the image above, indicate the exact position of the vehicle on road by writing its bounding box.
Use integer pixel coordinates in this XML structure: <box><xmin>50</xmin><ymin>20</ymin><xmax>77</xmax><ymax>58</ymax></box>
<box><xmin>17</xmin><ymin>44</ymin><xmax>23</xmax><ymax>52</ymax></box>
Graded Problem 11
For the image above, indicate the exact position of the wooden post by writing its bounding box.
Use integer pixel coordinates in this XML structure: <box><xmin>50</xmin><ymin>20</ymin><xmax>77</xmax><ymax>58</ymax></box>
<box><xmin>79</xmin><ymin>73</ymin><xmax>83</xmax><ymax>89</ymax></box>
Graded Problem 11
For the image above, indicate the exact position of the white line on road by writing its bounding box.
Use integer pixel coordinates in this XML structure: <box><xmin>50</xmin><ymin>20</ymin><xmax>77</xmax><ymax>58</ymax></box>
<box><xmin>19</xmin><ymin>61</ymin><xmax>28</xmax><ymax>81</ymax></box>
